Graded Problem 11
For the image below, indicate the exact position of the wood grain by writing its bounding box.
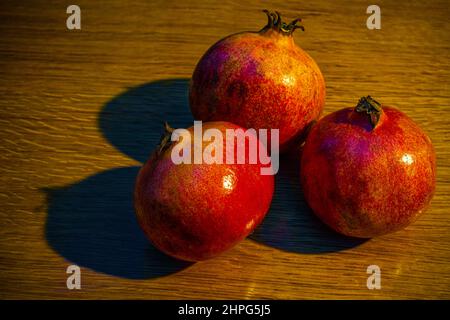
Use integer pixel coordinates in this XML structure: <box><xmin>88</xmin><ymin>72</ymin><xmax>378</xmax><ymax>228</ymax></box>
<box><xmin>0</xmin><ymin>0</ymin><xmax>449</xmax><ymax>299</ymax></box>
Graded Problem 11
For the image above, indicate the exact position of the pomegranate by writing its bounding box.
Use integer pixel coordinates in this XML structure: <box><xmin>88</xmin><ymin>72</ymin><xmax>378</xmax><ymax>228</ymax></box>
<box><xmin>189</xmin><ymin>10</ymin><xmax>326</xmax><ymax>150</ymax></box>
<box><xmin>134</xmin><ymin>121</ymin><xmax>274</xmax><ymax>261</ymax></box>
<box><xmin>300</xmin><ymin>96</ymin><xmax>436</xmax><ymax>238</ymax></box>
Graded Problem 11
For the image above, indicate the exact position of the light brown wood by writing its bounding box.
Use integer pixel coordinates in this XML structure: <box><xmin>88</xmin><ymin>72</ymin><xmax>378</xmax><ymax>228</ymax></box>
<box><xmin>1</xmin><ymin>0</ymin><xmax>449</xmax><ymax>299</ymax></box>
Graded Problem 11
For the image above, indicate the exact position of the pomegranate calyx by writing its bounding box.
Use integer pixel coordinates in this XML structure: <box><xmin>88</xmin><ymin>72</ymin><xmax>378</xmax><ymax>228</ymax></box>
<box><xmin>355</xmin><ymin>96</ymin><xmax>382</xmax><ymax>129</ymax></box>
<box><xmin>156</xmin><ymin>121</ymin><xmax>175</xmax><ymax>155</ymax></box>
<box><xmin>261</xmin><ymin>9</ymin><xmax>304</xmax><ymax>36</ymax></box>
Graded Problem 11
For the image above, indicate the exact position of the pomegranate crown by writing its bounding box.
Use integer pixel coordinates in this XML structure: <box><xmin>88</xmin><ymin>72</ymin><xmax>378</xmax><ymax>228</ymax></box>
<box><xmin>355</xmin><ymin>96</ymin><xmax>382</xmax><ymax>129</ymax></box>
<box><xmin>262</xmin><ymin>10</ymin><xmax>304</xmax><ymax>35</ymax></box>
<box><xmin>157</xmin><ymin>121</ymin><xmax>175</xmax><ymax>155</ymax></box>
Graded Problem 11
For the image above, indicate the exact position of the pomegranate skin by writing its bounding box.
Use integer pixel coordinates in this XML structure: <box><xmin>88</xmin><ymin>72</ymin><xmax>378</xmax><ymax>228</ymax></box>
<box><xmin>135</xmin><ymin>122</ymin><xmax>274</xmax><ymax>261</ymax></box>
<box><xmin>300</xmin><ymin>97</ymin><xmax>436</xmax><ymax>238</ymax></box>
<box><xmin>189</xmin><ymin>11</ymin><xmax>325</xmax><ymax>150</ymax></box>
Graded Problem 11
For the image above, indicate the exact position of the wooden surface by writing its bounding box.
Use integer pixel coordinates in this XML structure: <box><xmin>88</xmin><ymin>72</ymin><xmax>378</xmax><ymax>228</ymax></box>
<box><xmin>0</xmin><ymin>0</ymin><xmax>449</xmax><ymax>299</ymax></box>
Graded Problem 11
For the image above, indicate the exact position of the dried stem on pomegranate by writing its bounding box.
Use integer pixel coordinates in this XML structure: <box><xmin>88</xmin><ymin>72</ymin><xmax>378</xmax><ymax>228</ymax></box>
<box><xmin>355</xmin><ymin>96</ymin><xmax>382</xmax><ymax>129</ymax></box>
<box><xmin>157</xmin><ymin>121</ymin><xmax>175</xmax><ymax>155</ymax></box>
<box><xmin>261</xmin><ymin>9</ymin><xmax>304</xmax><ymax>35</ymax></box>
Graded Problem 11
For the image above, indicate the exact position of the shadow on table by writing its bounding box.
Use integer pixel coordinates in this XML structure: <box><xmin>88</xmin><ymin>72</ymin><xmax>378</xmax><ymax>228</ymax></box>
<box><xmin>98</xmin><ymin>79</ymin><xmax>194</xmax><ymax>163</ymax></box>
<box><xmin>45</xmin><ymin>79</ymin><xmax>193</xmax><ymax>279</ymax></box>
<box><xmin>250</xmin><ymin>151</ymin><xmax>367</xmax><ymax>253</ymax></box>
<box><xmin>45</xmin><ymin>78</ymin><xmax>365</xmax><ymax>280</ymax></box>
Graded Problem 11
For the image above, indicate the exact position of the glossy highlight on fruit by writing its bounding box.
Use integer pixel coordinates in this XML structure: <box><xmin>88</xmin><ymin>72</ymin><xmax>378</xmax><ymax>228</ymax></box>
<box><xmin>134</xmin><ymin>121</ymin><xmax>274</xmax><ymax>261</ymax></box>
<box><xmin>300</xmin><ymin>96</ymin><xmax>436</xmax><ymax>238</ymax></box>
<box><xmin>189</xmin><ymin>10</ymin><xmax>326</xmax><ymax>150</ymax></box>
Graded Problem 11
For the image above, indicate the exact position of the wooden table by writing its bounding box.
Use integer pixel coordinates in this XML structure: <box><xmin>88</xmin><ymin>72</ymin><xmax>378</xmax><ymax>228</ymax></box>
<box><xmin>1</xmin><ymin>0</ymin><xmax>449</xmax><ymax>299</ymax></box>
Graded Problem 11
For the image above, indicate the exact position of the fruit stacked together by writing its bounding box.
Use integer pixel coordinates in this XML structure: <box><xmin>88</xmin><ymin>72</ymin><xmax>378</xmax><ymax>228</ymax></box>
<box><xmin>134</xmin><ymin>10</ymin><xmax>436</xmax><ymax>261</ymax></box>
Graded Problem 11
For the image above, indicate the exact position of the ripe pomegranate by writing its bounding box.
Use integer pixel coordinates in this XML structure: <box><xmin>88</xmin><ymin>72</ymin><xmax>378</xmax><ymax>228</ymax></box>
<box><xmin>300</xmin><ymin>96</ymin><xmax>436</xmax><ymax>238</ymax></box>
<box><xmin>189</xmin><ymin>10</ymin><xmax>326</xmax><ymax>150</ymax></box>
<box><xmin>134</xmin><ymin>121</ymin><xmax>274</xmax><ymax>261</ymax></box>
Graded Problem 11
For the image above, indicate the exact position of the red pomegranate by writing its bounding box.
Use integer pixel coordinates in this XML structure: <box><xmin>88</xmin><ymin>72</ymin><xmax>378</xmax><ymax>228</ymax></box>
<box><xmin>134</xmin><ymin>121</ymin><xmax>274</xmax><ymax>261</ymax></box>
<box><xmin>300</xmin><ymin>96</ymin><xmax>436</xmax><ymax>238</ymax></box>
<box><xmin>189</xmin><ymin>10</ymin><xmax>326</xmax><ymax>150</ymax></box>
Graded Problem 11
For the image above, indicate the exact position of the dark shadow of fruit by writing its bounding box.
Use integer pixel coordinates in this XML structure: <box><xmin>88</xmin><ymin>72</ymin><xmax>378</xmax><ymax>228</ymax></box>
<box><xmin>45</xmin><ymin>79</ymin><xmax>193</xmax><ymax>279</ymax></box>
<box><xmin>250</xmin><ymin>151</ymin><xmax>367</xmax><ymax>253</ymax></box>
